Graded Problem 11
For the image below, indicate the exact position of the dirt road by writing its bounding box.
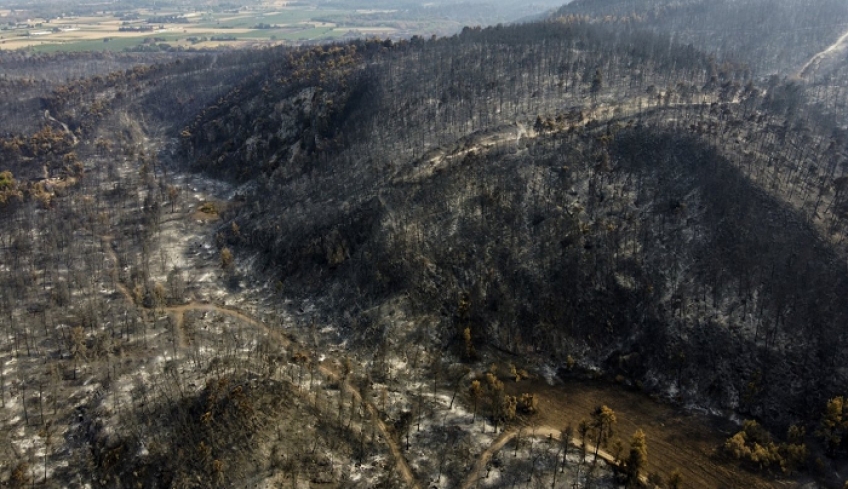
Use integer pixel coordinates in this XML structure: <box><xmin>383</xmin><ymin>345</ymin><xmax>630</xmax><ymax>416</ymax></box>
<box><xmin>44</xmin><ymin>110</ymin><xmax>79</xmax><ymax>146</ymax></box>
<box><xmin>100</xmin><ymin>229</ymin><xmax>424</xmax><ymax>489</ymax></box>
<box><xmin>460</xmin><ymin>424</ymin><xmax>623</xmax><ymax>489</ymax></box>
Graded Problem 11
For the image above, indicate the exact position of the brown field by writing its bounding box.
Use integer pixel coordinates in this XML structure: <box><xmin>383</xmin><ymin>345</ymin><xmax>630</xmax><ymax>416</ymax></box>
<box><xmin>333</xmin><ymin>27</ymin><xmax>397</xmax><ymax>34</ymax></box>
<box><xmin>0</xmin><ymin>21</ymin><xmax>256</xmax><ymax>51</ymax></box>
<box><xmin>0</xmin><ymin>0</ymin><xmax>448</xmax><ymax>51</ymax></box>
<box><xmin>0</xmin><ymin>6</ymin><xmax>294</xmax><ymax>51</ymax></box>
<box><xmin>504</xmin><ymin>378</ymin><xmax>798</xmax><ymax>489</ymax></box>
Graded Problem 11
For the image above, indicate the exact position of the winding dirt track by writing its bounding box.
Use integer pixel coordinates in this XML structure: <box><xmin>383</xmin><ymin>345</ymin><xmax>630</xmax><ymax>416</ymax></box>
<box><xmin>459</xmin><ymin>425</ymin><xmax>624</xmax><ymax>489</ymax></box>
<box><xmin>99</xmin><ymin>234</ymin><xmax>422</xmax><ymax>489</ymax></box>
<box><xmin>44</xmin><ymin>110</ymin><xmax>79</xmax><ymax>146</ymax></box>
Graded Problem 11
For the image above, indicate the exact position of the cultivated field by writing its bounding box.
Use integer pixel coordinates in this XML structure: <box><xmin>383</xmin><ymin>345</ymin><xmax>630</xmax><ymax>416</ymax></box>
<box><xmin>0</xmin><ymin>0</ymin><xmax>452</xmax><ymax>52</ymax></box>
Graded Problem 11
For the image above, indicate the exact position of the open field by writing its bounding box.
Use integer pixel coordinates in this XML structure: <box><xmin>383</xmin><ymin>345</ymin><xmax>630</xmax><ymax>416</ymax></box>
<box><xmin>504</xmin><ymin>378</ymin><xmax>798</xmax><ymax>489</ymax></box>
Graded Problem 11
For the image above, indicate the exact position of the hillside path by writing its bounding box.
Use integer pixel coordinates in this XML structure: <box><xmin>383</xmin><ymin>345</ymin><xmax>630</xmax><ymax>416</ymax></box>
<box><xmin>798</xmin><ymin>27</ymin><xmax>848</xmax><ymax>78</ymax></box>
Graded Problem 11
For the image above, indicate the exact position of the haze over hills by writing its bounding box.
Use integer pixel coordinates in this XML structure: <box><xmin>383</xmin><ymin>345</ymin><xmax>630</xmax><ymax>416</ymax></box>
<box><xmin>2</xmin><ymin>0</ymin><xmax>848</xmax><ymax>488</ymax></box>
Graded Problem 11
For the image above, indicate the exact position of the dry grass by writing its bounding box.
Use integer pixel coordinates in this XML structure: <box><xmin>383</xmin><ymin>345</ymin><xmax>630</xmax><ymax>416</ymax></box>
<box><xmin>504</xmin><ymin>378</ymin><xmax>793</xmax><ymax>488</ymax></box>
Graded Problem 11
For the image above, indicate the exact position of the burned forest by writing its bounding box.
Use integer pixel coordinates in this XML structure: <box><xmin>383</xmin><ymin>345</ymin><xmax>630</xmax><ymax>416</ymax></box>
<box><xmin>2</xmin><ymin>0</ymin><xmax>848</xmax><ymax>488</ymax></box>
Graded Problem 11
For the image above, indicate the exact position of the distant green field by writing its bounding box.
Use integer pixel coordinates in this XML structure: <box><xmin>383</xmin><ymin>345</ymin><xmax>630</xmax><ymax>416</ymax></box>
<box><xmin>203</xmin><ymin>9</ymin><xmax>345</xmax><ymax>28</ymax></box>
<box><xmin>31</xmin><ymin>36</ymin><xmax>145</xmax><ymax>53</ymax></box>
<box><xmin>275</xmin><ymin>26</ymin><xmax>338</xmax><ymax>41</ymax></box>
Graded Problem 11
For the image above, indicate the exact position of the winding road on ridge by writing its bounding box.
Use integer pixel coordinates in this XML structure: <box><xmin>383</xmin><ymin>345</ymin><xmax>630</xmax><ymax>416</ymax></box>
<box><xmin>798</xmin><ymin>27</ymin><xmax>848</xmax><ymax>79</ymax></box>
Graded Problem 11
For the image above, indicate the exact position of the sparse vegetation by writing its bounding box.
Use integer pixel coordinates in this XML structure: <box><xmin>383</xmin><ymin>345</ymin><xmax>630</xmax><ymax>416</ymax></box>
<box><xmin>199</xmin><ymin>201</ymin><xmax>218</xmax><ymax>215</ymax></box>
<box><xmin>724</xmin><ymin>420</ymin><xmax>808</xmax><ymax>474</ymax></box>
<box><xmin>623</xmin><ymin>429</ymin><xmax>648</xmax><ymax>486</ymax></box>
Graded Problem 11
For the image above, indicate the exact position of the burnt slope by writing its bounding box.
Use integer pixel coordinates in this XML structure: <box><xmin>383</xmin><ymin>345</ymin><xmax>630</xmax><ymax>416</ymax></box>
<box><xmin>166</xmin><ymin>21</ymin><xmax>848</xmax><ymax>431</ymax></box>
<box><xmin>551</xmin><ymin>0</ymin><xmax>848</xmax><ymax>76</ymax></box>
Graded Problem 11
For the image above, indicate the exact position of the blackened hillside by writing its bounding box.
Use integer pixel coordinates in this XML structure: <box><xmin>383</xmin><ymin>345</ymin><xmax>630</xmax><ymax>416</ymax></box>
<box><xmin>552</xmin><ymin>0</ymin><xmax>848</xmax><ymax>75</ymax></box>
<box><xmin>169</xmin><ymin>20</ymin><xmax>848</xmax><ymax>431</ymax></box>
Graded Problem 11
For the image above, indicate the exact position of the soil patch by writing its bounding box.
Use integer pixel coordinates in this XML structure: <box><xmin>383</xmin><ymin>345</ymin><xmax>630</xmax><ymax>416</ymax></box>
<box><xmin>505</xmin><ymin>378</ymin><xmax>794</xmax><ymax>488</ymax></box>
